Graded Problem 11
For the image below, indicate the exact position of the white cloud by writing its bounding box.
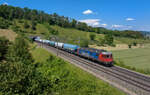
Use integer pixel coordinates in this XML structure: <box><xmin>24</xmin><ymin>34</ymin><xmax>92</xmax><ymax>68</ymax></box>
<box><xmin>112</xmin><ymin>24</ymin><xmax>124</xmax><ymax>28</ymax></box>
<box><xmin>3</xmin><ymin>2</ymin><xmax>8</xmax><ymax>5</ymax></box>
<box><xmin>111</xmin><ymin>24</ymin><xmax>132</xmax><ymax>30</ymax></box>
<box><xmin>83</xmin><ymin>9</ymin><xmax>93</xmax><ymax>15</ymax></box>
<box><xmin>126</xmin><ymin>18</ymin><xmax>135</xmax><ymax>21</ymax></box>
<box><xmin>101</xmin><ymin>24</ymin><xmax>107</xmax><ymax>27</ymax></box>
<box><xmin>79</xmin><ymin>19</ymin><xmax>100</xmax><ymax>27</ymax></box>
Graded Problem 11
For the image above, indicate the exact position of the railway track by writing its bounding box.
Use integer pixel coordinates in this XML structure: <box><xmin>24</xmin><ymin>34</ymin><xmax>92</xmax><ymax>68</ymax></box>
<box><xmin>38</xmin><ymin>43</ymin><xmax>150</xmax><ymax>95</ymax></box>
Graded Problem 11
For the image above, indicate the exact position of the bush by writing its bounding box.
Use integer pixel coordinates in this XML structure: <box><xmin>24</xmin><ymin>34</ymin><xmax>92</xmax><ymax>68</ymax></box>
<box><xmin>6</xmin><ymin>36</ymin><xmax>34</xmax><ymax>64</ymax></box>
<box><xmin>128</xmin><ymin>44</ymin><xmax>132</xmax><ymax>48</ymax></box>
<box><xmin>89</xmin><ymin>33</ymin><xmax>96</xmax><ymax>40</ymax></box>
<box><xmin>80</xmin><ymin>39</ymin><xmax>89</xmax><ymax>47</ymax></box>
<box><xmin>18</xmin><ymin>20</ymin><xmax>24</xmax><ymax>23</ymax></box>
<box><xmin>133</xmin><ymin>42</ymin><xmax>137</xmax><ymax>46</ymax></box>
<box><xmin>0</xmin><ymin>17</ymin><xmax>11</xmax><ymax>29</ymax></box>
<box><xmin>0</xmin><ymin>61</ymin><xmax>52</xmax><ymax>95</ymax></box>
<box><xmin>98</xmin><ymin>38</ymin><xmax>105</xmax><ymax>46</ymax></box>
<box><xmin>104</xmin><ymin>34</ymin><xmax>114</xmax><ymax>46</ymax></box>
<box><xmin>24</xmin><ymin>21</ymin><xmax>30</xmax><ymax>29</ymax></box>
<box><xmin>11</xmin><ymin>25</ymin><xmax>20</xmax><ymax>32</ymax></box>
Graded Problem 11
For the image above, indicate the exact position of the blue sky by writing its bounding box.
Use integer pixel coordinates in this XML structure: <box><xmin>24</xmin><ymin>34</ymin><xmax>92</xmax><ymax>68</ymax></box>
<box><xmin>0</xmin><ymin>0</ymin><xmax>150</xmax><ymax>31</ymax></box>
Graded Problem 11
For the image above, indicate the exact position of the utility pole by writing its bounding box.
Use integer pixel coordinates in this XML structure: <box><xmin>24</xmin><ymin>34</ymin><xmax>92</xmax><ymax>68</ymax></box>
<box><xmin>78</xmin><ymin>36</ymin><xmax>80</xmax><ymax>47</ymax></box>
<box><xmin>56</xmin><ymin>36</ymin><xmax>58</xmax><ymax>56</ymax></box>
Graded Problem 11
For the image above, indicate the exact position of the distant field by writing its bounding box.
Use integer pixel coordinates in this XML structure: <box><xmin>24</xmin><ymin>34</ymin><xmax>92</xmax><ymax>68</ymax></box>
<box><xmin>112</xmin><ymin>44</ymin><xmax>150</xmax><ymax>69</ymax></box>
<box><xmin>114</xmin><ymin>37</ymin><xmax>150</xmax><ymax>44</ymax></box>
<box><xmin>31</xmin><ymin>47</ymin><xmax>125</xmax><ymax>95</ymax></box>
<box><xmin>0</xmin><ymin>29</ymin><xmax>17</xmax><ymax>41</ymax></box>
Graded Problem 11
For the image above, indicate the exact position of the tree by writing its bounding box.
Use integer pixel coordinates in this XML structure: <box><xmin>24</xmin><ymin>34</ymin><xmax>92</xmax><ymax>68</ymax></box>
<box><xmin>128</xmin><ymin>44</ymin><xmax>132</xmax><ymax>48</ymax></box>
<box><xmin>50</xmin><ymin>29</ymin><xmax>59</xmax><ymax>35</ymax></box>
<box><xmin>0</xmin><ymin>17</ymin><xmax>10</xmax><ymax>29</ymax></box>
<box><xmin>71</xmin><ymin>19</ymin><xmax>77</xmax><ymax>28</ymax></box>
<box><xmin>98</xmin><ymin>37</ymin><xmax>105</xmax><ymax>46</ymax></box>
<box><xmin>89</xmin><ymin>33</ymin><xmax>96</xmax><ymax>40</ymax></box>
<box><xmin>31</xmin><ymin>21</ymin><xmax>36</xmax><ymax>30</ymax></box>
<box><xmin>24</xmin><ymin>21</ymin><xmax>30</xmax><ymax>29</ymax></box>
<box><xmin>7</xmin><ymin>36</ymin><xmax>33</xmax><ymax>64</ymax></box>
<box><xmin>104</xmin><ymin>34</ymin><xmax>114</xmax><ymax>45</ymax></box>
<box><xmin>133</xmin><ymin>42</ymin><xmax>137</xmax><ymax>46</ymax></box>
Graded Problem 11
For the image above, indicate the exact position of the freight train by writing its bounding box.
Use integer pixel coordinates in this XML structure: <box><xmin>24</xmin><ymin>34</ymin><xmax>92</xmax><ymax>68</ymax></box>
<box><xmin>32</xmin><ymin>36</ymin><xmax>114</xmax><ymax>66</ymax></box>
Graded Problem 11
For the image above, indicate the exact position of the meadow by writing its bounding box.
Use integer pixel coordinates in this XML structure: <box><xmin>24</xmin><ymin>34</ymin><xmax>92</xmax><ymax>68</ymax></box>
<box><xmin>112</xmin><ymin>44</ymin><xmax>150</xmax><ymax>70</ymax></box>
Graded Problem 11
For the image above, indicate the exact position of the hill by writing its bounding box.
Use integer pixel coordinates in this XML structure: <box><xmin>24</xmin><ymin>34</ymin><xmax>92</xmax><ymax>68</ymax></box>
<box><xmin>0</xmin><ymin>18</ymin><xmax>148</xmax><ymax>50</ymax></box>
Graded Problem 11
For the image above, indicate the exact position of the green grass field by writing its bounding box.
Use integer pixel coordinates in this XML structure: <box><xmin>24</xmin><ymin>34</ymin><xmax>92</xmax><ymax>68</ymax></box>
<box><xmin>31</xmin><ymin>47</ymin><xmax>125</xmax><ymax>95</ymax></box>
<box><xmin>112</xmin><ymin>44</ymin><xmax>150</xmax><ymax>69</ymax></box>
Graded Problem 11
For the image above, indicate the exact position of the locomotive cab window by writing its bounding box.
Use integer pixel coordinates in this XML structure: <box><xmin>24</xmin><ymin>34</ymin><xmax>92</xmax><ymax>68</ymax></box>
<box><xmin>102</xmin><ymin>54</ymin><xmax>112</xmax><ymax>58</ymax></box>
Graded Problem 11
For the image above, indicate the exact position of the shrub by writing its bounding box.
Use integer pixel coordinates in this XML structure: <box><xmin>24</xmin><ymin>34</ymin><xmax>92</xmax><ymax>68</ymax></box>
<box><xmin>104</xmin><ymin>34</ymin><xmax>114</xmax><ymax>46</ymax></box>
<box><xmin>0</xmin><ymin>17</ymin><xmax>11</xmax><ymax>29</ymax></box>
<box><xmin>128</xmin><ymin>44</ymin><xmax>132</xmax><ymax>48</ymax></box>
<box><xmin>24</xmin><ymin>21</ymin><xmax>30</xmax><ymax>29</ymax></box>
<box><xmin>80</xmin><ymin>39</ymin><xmax>89</xmax><ymax>47</ymax></box>
<box><xmin>133</xmin><ymin>42</ymin><xmax>137</xmax><ymax>46</ymax></box>
<box><xmin>89</xmin><ymin>33</ymin><xmax>96</xmax><ymax>40</ymax></box>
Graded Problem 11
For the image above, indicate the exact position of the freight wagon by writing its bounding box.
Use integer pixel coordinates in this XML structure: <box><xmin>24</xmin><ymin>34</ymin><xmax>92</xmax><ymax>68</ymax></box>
<box><xmin>63</xmin><ymin>43</ymin><xmax>79</xmax><ymax>53</ymax></box>
<box><xmin>49</xmin><ymin>41</ymin><xmax>55</xmax><ymax>46</ymax></box>
<box><xmin>55</xmin><ymin>42</ymin><xmax>64</xmax><ymax>49</ymax></box>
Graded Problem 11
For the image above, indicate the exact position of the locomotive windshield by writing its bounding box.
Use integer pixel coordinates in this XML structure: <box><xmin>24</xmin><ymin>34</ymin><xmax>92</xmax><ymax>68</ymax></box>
<box><xmin>102</xmin><ymin>52</ymin><xmax>112</xmax><ymax>58</ymax></box>
<box><xmin>102</xmin><ymin>54</ymin><xmax>112</xmax><ymax>58</ymax></box>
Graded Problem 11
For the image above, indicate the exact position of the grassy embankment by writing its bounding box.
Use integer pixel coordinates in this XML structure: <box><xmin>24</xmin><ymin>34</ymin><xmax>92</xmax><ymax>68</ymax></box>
<box><xmin>31</xmin><ymin>47</ymin><xmax>126</xmax><ymax>95</ymax></box>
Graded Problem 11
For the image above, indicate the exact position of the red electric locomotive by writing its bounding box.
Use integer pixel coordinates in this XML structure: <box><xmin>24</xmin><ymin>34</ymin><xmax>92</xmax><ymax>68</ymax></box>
<box><xmin>99</xmin><ymin>52</ymin><xmax>113</xmax><ymax>66</ymax></box>
<box><xmin>77</xmin><ymin>48</ymin><xmax>113</xmax><ymax>66</ymax></box>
